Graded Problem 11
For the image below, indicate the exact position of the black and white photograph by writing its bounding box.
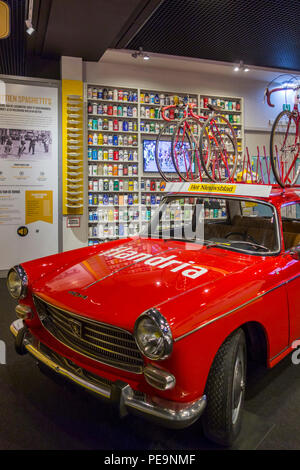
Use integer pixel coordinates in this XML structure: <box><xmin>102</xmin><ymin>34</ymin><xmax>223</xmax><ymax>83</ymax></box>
<box><xmin>0</xmin><ymin>129</ymin><xmax>52</xmax><ymax>161</ymax></box>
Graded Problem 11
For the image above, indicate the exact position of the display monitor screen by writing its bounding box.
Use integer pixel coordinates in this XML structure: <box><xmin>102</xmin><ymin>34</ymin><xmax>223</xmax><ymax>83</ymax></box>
<box><xmin>143</xmin><ymin>139</ymin><xmax>193</xmax><ymax>173</ymax></box>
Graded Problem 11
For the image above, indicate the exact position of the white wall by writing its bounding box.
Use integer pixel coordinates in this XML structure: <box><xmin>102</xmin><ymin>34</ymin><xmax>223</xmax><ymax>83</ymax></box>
<box><xmin>56</xmin><ymin>51</ymin><xmax>293</xmax><ymax>252</ymax></box>
<box><xmin>84</xmin><ymin>52</ymin><xmax>288</xmax><ymax>160</ymax></box>
<box><xmin>84</xmin><ymin>53</ymin><xmax>282</xmax><ymax>132</ymax></box>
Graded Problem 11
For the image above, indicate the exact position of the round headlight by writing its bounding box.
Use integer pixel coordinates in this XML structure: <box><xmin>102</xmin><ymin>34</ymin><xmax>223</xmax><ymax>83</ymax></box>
<box><xmin>134</xmin><ymin>309</ymin><xmax>173</xmax><ymax>360</ymax></box>
<box><xmin>7</xmin><ymin>266</ymin><xmax>28</xmax><ymax>300</ymax></box>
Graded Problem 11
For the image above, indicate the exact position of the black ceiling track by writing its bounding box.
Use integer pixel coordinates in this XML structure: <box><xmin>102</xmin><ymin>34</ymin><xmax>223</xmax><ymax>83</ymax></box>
<box><xmin>0</xmin><ymin>0</ymin><xmax>26</xmax><ymax>77</ymax></box>
<box><xmin>126</xmin><ymin>0</ymin><xmax>300</xmax><ymax>71</ymax></box>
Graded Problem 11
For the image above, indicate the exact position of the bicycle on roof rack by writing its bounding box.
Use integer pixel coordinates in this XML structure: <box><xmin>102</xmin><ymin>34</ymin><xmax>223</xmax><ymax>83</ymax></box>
<box><xmin>155</xmin><ymin>100</ymin><xmax>238</xmax><ymax>183</ymax></box>
<box><xmin>265</xmin><ymin>83</ymin><xmax>300</xmax><ymax>188</ymax></box>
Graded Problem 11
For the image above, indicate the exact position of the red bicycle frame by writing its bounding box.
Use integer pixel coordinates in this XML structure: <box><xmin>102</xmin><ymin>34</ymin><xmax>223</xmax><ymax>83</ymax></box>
<box><xmin>161</xmin><ymin>103</ymin><xmax>234</xmax><ymax>182</ymax></box>
<box><xmin>266</xmin><ymin>85</ymin><xmax>300</xmax><ymax>185</ymax></box>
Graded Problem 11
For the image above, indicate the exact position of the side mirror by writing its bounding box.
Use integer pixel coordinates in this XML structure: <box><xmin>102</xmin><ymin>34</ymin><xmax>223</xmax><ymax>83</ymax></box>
<box><xmin>290</xmin><ymin>246</ymin><xmax>300</xmax><ymax>260</ymax></box>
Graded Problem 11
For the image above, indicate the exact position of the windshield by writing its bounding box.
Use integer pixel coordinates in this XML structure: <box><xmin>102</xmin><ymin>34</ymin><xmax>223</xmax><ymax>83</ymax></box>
<box><xmin>140</xmin><ymin>195</ymin><xmax>279</xmax><ymax>255</ymax></box>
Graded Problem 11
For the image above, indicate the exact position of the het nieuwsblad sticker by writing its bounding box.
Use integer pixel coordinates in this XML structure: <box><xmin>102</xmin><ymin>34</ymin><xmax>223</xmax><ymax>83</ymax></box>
<box><xmin>187</xmin><ymin>183</ymin><xmax>237</xmax><ymax>194</ymax></box>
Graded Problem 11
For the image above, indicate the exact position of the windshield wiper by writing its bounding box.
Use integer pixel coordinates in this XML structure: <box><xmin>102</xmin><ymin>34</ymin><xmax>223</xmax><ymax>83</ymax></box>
<box><xmin>226</xmin><ymin>240</ymin><xmax>270</xmax><ymax>252</ymax></box>
<box><xmin>205</xmin><ymin>241</ymin><xmax>228</xmax><ymax>249</ymax></box>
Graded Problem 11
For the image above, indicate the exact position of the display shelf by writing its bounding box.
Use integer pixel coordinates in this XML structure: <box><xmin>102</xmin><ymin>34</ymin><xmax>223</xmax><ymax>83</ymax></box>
<box><xmin>88</xmin><ymin>129</ymin><xmax>139</xmax><ymax>134</ymax></box>
<box><xmin>88</xmin><ymin>144</ymin><xmax>138</xmax><ymax>148</ymax></box>
<box><xmin>89</xmin><ymin>98</ymin><xmax>138</xmax><ymax>105</ymax></box>
<box><xmin>88</xmin><ymin>113</ymin><xmax>138</xmax><ymax>119</ymax></box>
<box><xmin>86</xmin><ymin>84</ymin><xmax>244</xmax><ymax>245</ymax></box>
<box><xmin>200</xmin><ymin>107</ymin><xmax>242</xmax><ymax>114</ymax></box>
<box><xmin>89</xmin><ymin>175</ymin><xmax>138</xmax><ymax>178</ymax></box>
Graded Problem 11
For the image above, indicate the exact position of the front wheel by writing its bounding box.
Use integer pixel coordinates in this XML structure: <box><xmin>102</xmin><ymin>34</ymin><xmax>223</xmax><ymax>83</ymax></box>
<box><xmin>155</xmin><ymin>121</ymin><xmax>179</xmax><ymax>182</ymax></box>
<box><xmin>199</xmin><ymin>115</ymin><xmax>238</xmax><ymax>182</ymax></box>
<box><xmin>202</xmin><ymin>329</ymin><xmax>246</xmax><ymax>446</ymax></box>
<box><xmin>171</xmin><ymin>116</ymin><xmax>204</xmax><ymax>182</ymax></box>
<box><xmin>270</xmin><ymin>110</ymin><xmax>300</xmax><ymax>187</ymax></box>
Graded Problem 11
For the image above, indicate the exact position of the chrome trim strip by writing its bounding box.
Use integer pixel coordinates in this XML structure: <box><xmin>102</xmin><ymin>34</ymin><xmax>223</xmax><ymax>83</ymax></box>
<box><xmin>33</xmin><ymin>296</ymin><xmax>144</xmax><ymax>374</ymax></box>
<box><xmin>10</xmin><ymin>319</ymin><xmax>206</xmax><ymax>427</ymax></box>
<box><xmin>84</xmin><ymin>325</ymin><xmax>136</xmax><ymax>344</ymax></box>
<box><xmin>269</xmin><ymin>345</ymin><xmax>289</xmax><ymax>362</ymax></box>
<box><xmin>34</xmin><ymin>295</ymin><xmax>135</xmax><ymax>337</ymax></box>
<box><xmin>10</xmin><ymin>320</ymin><xmax>111</xmax><ymax>399</ymax></box>
<box><xmin>174</xmin><ymin>281</ymin><xmax>288</xmax><ymax>342</ymax></box>
<box><xmin>286</xmin><ymin>273</ymin><xmax>300</xmax><ymax>284</ymax></box>
<box><xmin>49</xmin><ymin>316</ymin><xmax>139</xmax><ymax>360</ymax></box>
<box><xmin>269</xmin><ymin>334</ymin><xmax>300</xmax><ymax>362</ymax></box>
<box><xmin>122</xmin><ymin>386</ymin><xmax>206</xmax><ymax>425</ymax></box>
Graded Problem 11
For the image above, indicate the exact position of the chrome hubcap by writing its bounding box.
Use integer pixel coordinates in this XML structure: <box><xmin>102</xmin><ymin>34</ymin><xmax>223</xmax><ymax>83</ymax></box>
<box><xmin>232</xmin><ymin>345</ymin><xmax>245</xmax><ymax>425</ymax></box>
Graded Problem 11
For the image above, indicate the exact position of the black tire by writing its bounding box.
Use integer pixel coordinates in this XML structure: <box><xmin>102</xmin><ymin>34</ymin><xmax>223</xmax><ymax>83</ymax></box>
<box><xmin>171</xmin><ymin>116</ymin><xmax>202</xmax><ymax>182</ymax></box>
<box><xmin>199</xmin><ymin>115</ymin><xmax>238</xmax><ymax>182</ymax></box>
<box><xmin>155</xmin><ymin>121</ymin><xmax>177</xmax><ymax>182</ymax></box>
<box><xmin>202</xmin><ymin>328</ymin><xmax>246</xmax><ymax>447</ymax></box>
<box><xmin>270</xmin><ymin>110</ymin><xmax>299</xmax><ymax>188</ymax></box>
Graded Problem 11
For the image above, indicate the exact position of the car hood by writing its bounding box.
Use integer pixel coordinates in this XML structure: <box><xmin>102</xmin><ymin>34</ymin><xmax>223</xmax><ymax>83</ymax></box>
<box><xmin>33</xmin><ymin>237</ymin><xmax>261</xmax><ymax>335</ymax></box>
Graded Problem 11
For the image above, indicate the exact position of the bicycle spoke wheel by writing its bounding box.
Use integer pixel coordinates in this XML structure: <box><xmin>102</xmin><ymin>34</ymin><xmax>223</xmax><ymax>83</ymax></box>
<box><xmin>155</xmin><ymin>121</ymin><xmax>180</xmax><ymax>181</ymax></box>
<box><xmin>270</xmin><ymin>110</ymin><xmax>300</xmax><ymax>187</ymax></box>
<box><xmin>171</xmin><ymin>117</ymin><xmax>202</xmax><ymax>181</ymax></box>
<box><xmin>200</xmin><ymin>115</ymin><xmax>238</xmax><ymax>182</ymax></box>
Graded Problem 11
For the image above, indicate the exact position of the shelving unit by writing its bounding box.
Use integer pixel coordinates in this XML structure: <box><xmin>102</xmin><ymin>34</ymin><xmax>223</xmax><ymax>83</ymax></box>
<box><xmin>199</xmin><ymin>93</ymin><xmax>244</xmax><ymax>172</ymax></box>
<box><xmin>86</xmin><ymin>84</ymin><xmax>244</xmax><ymax>245</ymax></box>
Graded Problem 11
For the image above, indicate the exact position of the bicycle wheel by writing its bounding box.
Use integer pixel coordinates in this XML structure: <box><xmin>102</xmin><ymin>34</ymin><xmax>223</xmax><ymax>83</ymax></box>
<box><xmin>155</xmin><ymin>121</ymin><xmax>179</xmax><ymax>182</ymax></box>
<box><xmin>270</xmin><ymin>110</ymin><xmax>300</xmax><ymax>187</ymax></box>
<box><xmin>171</xmin><ymin>116</ymin><xmax>204</xmax><ymax>181</ymax></box>
<box><xmin>199</xmin><ymin>115</ymin><xmax>238</xmax><ymax>182</ymax></box>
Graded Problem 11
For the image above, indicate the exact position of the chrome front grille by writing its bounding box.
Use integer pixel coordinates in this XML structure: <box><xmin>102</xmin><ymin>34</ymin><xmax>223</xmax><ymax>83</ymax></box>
<box><xmin>34</xmin><ymin>296</ymin><xmax>144</xmax><ymax>374</ymax></box>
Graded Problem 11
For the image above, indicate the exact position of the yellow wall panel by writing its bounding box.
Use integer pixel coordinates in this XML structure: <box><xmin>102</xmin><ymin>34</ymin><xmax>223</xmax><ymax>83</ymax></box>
<box><xmin>62</xmin><ymin>79</ymin><xmax>84</xmax><ymax>215</ymax></box>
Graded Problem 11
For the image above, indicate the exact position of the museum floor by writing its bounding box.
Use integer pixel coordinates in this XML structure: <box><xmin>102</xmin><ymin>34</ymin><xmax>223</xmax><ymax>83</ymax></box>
<box><xmin>1</xmin><ymin>278</ymin><xmax>300</xmax><ymax>450</ymax></box>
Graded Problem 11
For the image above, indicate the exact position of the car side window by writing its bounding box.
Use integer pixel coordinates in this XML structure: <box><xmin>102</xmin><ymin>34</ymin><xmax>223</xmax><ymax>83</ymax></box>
<box><xmin>281</xmin><ymin>203</ymin><xmax>300</xmax><ymax>251</ymax></box>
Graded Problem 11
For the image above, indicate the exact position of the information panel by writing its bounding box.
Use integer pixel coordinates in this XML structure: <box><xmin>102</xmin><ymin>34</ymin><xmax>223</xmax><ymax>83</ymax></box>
<box><xmin>0</xmin><ymin>81</ymin><xmax>58</xmax><ymax>270</ymax></box>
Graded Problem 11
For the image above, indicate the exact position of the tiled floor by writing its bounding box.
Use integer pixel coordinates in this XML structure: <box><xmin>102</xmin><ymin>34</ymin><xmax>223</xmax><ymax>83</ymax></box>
<box><xmin>1</xmin><ymin>279</ymin><xmax>299</xmax><ymax>450</ymax></box>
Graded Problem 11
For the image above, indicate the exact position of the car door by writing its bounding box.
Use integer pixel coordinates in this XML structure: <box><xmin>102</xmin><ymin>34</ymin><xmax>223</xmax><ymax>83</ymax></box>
<box><xmin>281</xmin><ymin>202</ymin><xmax>300</xmax><ymax>343</ymax></box>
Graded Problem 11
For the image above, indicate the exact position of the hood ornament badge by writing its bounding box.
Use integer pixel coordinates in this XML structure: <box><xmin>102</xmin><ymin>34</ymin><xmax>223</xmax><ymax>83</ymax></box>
<box><xmin>68</xmin><ymin>291</ymin><xmax>88</xmax><ymax>300</ymax></box>
<box><xmin>68</xmin><ymin>318</ymin><xmax>82</xmax><ymax>338</ymax></box>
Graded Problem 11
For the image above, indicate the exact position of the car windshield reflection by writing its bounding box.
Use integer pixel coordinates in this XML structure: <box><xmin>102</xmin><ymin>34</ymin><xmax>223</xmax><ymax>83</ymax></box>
<box><xmin>140</xmin><ymin>195</ymin><xmax>279</xmax><ymax>255</ymax></box>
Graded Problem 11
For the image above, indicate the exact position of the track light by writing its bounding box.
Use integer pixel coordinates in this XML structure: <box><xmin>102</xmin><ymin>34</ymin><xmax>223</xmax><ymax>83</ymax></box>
<box><xmin>25</xmin><ymin>20</ymin><xmax>34</xmax><ymax>35</ymax></box>
<box><xmin>131</xmin><ymin>47</ymin><xmax>150</xmax><ymax>61</ymax></box>
<box><xmin>25</xmin><ymin>0</ymin><xmax>35</xmax><ymax>35</ymax></box>
<box><xmin>233</xmin><ymin>61</ymin><xmax>250</xmax><ymax>72</ymax></box>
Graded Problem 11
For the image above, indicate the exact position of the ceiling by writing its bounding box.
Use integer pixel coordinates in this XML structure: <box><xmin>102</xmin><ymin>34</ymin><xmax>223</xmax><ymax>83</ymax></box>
<box><xmin>100</xmin><ymin>49</ymin><xmax>293</xmax><ymax>85</ymax></box>
<box><xmin>0</xmin><ymin>0</ymin><xmax>299</xmax><ymax>80</ymax></box>
<box><xmin>125</xmin><ymin>0</ymin><xmax>300</xmax><ymax>72</ymax></box>
<box><xmin>0</xmin><ymin>0</ymin><xmax>26</xmax><ymax>77</ymax></box>
<box><xmin>0</xmin><ymin>0</ymin><xmax>162</xmax><ymax>79</ymax></box>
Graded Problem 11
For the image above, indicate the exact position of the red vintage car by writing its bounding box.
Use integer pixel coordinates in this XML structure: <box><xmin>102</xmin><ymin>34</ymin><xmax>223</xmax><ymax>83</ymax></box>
<box><xmin>7</xmin><ymin>183</ymin><xmax>300</xmax><ymax>446</ymax></box>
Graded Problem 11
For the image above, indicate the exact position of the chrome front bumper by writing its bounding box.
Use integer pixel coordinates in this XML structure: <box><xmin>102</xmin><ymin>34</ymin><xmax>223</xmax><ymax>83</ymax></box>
<box><xmin>10</xmin><ymin>319</ymin><xmax>206</xmax><ymax>429</ymax></box>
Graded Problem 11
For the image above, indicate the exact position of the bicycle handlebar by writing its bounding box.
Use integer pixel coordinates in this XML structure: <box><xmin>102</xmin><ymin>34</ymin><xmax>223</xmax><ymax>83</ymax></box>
<box><xmin>161</xmin><ymin>104</ymin><xmax>177</xmax><ymax>121</ymax></box>
<box><xmin>161</xmin><ymin>102</ymin><xmax>198</xmax><ymax>121</ymax></box>
<box><xmin>265</xmin><ymin>85</ymin><xmax>300</xmax><ymax>108</ymax></box>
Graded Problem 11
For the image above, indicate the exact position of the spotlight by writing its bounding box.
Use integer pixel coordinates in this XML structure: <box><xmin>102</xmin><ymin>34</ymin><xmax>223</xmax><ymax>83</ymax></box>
<box><xmin>25</xmin><ymin>20</ymin><xmax>34</xmax><ymax>35</ymax></box>
<box><xmin>131</xmin><ymin>47</ymin><xmax>150</xmax><ymax>61</ymax></box>
<box><xmin>233</xmin><ymin>61</ymin><xmax>250</xmax><ymax>72</ymax></box>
